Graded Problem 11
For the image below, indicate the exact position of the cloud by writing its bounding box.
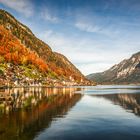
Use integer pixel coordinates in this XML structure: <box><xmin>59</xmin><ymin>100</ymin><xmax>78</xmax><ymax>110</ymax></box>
<box><xmin>41</xmin><ymin>7</ymin><xmax>60</xmax><ymax>23</ymax></box>
<box><xmin>77</xmin><ymin>63</ymin><xmax>114</xmax><ymax>75</ymax></box>
<box><xmin>0</xmin><ymin>0</ymin><xmax>34</xmax><ymax>17</ymax></box>
<box><xmin>72</xmin><ymin>5</ymin><xmax>140</xmax><ymax>38</ymax></box>
<box><xmin>75</xmin><ymin>22</ymin><xmax>101</xmax><ymax>33</ymax></box>
<box><xmin>74</xmin><ymin>15</ymin><xmax>121</xmax><ymax>38</ymax></box>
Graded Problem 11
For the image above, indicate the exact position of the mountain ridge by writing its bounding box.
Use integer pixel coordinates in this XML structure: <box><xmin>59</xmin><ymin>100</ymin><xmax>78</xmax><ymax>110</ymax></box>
<box><xmin>87</xmin><ymin>51</ymin><xmax>140</xmax><ymax>84</ymax></box>
<box><xmin>0</xmin><ymin>9</ymin><xmax>92</xmax><ymax>87</ymax></box>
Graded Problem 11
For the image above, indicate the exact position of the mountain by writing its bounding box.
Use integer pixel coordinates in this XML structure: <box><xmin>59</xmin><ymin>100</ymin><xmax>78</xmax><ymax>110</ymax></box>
<box><xmin>0</xmin><ymin>9</ymin><xmax>91</xmax><ymax>87</ymax></box>
<box><xmin>87</xmin><ymin>52</ymin><xmax>140</xmax><ymax>84</ymax></box>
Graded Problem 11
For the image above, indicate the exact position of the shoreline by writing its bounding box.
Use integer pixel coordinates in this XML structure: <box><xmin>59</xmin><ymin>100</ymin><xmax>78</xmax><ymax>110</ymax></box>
<box><xmin>1</xmin><ymin>83</ymin><xmax>140</xmax><ymax>89</ymax></box>
<box><xmin>0</xmin><ymin>84</ymin><xmax>95</xmax><ymax>89</ymax></box>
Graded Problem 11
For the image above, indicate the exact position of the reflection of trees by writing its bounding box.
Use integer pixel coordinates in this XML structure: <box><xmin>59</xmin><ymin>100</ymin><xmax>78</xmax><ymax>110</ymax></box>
<box><xmin>0</xmin><ymin>87</ymin><xmax>82</xmax><ymax>140</ymax></box>
<box><xmin>94</xmin><ymin>93</ymin><xmax>140</xmax><ymax>116</ymax></box>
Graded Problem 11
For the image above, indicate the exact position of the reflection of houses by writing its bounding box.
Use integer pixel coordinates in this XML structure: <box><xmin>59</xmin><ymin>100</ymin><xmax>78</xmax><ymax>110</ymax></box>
<box><xmin>0</xmin><ymin>87</ymin><xmax>81</xmax><ymax>113</ymax></box>
<box><xmin>0</xmin><ymin>87</ymin><xmax>82</xmax><ymax>140</ymax></box>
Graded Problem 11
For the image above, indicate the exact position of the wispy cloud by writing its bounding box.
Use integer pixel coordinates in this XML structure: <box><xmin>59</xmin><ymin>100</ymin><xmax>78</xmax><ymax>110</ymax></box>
<box><xmin>41</xmin><ymin>7</ymin><xmax>60</xmax><ymax>23</ymax></box>
<box><xmin>74</xmin><ymin>13</ymin><xmax>121</xmax><ymax>37</ymax></box>
<box><xmin>0</xmin><ymin>0</ymin><xmax>34</xmax><ymax>17</ymax></box>
<box><xmin>73</xmin><ymin>4</ymin><xmax>140</xmax><ymax>37</ymax></box>
<box><xmin>75</xmin><ymin>22</ymin><xmax>101</xmax><ymax>33</ymax></box>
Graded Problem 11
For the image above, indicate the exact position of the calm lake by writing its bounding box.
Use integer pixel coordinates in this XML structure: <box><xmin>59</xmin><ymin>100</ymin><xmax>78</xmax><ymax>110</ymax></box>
<box><xmin>1</xmin><ymin>85</ymin><xmax>140</xmax><ymax>140</ymax></box>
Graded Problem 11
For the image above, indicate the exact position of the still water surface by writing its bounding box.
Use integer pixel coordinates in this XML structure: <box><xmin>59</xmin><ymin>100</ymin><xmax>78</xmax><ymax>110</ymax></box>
<box><xmin>0</xmin><ymin>85</ymin><xmax>140</xmax><ymax>140</ymax></box>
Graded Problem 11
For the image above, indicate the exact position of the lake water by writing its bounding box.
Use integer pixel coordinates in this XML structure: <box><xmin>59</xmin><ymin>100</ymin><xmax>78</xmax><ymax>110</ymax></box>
<box><xmin>0</xmin><ymin>85</ymin><xmax>140</xmax><ymax>140</ymax></box>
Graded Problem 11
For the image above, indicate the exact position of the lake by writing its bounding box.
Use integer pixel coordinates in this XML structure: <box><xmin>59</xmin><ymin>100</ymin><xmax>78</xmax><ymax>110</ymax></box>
<box><xmin>0</xmin><ymin>85</ymin><xmax>140</xmax><ymax>140</ymax></box>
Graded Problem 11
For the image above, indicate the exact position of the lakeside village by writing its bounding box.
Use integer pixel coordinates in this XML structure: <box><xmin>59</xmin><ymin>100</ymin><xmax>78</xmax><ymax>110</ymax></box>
<box><xmin>0</xmin><ymin>63</ymin><xmax>92</xmax><ymax>88</ymax></box>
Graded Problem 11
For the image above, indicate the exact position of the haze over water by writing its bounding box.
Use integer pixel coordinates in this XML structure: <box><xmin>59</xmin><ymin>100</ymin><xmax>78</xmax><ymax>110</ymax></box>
<box><xmin>0</xmin><ymin>85</ymin><xmax>140</xmax><ymax>140</ymax></box>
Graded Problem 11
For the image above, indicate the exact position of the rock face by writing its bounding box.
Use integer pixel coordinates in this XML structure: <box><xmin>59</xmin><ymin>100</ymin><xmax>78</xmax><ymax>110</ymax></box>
<box><xmin>0</xmin><ymin>9</ymin><xmax>90</xmax><ymax>86</ymax></box>
<box><xmin>87</xmin><ymin>52</ymin><xmax>140</xmax><ymax>84</ymax></box>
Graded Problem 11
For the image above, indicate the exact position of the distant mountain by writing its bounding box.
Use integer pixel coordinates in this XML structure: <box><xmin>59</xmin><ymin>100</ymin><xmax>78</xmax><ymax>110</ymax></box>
<box><xmin>87</xmin><ymin>52</ymin><xmax>140</xmax><ymax>84</ymax></box>
<box><xmin>0</xmin><ymin>9</ymin><xmax>91</xmax><ymax>86</ymax></box>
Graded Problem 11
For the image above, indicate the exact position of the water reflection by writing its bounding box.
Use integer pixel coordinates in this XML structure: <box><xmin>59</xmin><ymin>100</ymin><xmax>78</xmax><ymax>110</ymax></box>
<box><xmin>94</xmin><ymin>93</ymin><xmax>140</xmax><ymax>116</ymax></box>
<box><xmin>0</xmin><ymin>87</ymin><xmax>82</xmax><ymax>140</ymax></box>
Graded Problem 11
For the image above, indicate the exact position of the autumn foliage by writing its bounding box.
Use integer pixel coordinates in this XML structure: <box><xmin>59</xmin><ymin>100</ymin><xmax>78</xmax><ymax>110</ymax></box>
<box><xmin>0</xmin><ymin>25</ymin><xmax>48</xmax><ymax>73</ymax></box>
<box><xmin>0</xmin><ymin>24</ymin><xmax>85</xmax><ymax>82</ymax></box>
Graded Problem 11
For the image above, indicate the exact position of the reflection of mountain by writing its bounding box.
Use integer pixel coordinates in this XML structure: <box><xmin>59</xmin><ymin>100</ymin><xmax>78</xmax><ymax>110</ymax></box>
<box><xmin>94</xmin><ymin>94</ymin><xmax>140</xmax><ymax>116</ymax></box>
<box><xmin>0</xmin><ymin>87</ymin><xmax>82</xmax><ymax>140</ymax></box>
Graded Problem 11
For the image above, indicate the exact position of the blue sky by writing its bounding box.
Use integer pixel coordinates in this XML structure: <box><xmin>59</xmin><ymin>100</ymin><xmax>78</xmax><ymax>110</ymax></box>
<box><xmin>0</xmin><ymin>0</ymin><xmax>140</xmax><ymax>75</ymax></box>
